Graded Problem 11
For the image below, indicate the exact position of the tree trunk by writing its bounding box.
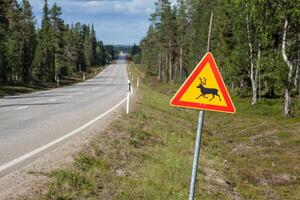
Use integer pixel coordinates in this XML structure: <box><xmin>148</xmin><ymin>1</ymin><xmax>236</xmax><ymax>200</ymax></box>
<box><xmin>168</xmin><ymin>40</ymin><xmax>172</xmax><ymax>82</ymax></box>
<box><xmin>179</xmin><ymin>46</ymin><xmax>183</xmax><ymax>82</ymax></box>
<box><xmin>174</xmin><ymin>62</ymin><xmax>178</xmax><ymax>82</ymax></box>
<box><xmin>207</xmin><ymin>11</ymin><xmax>213</xmax><ymax>52</ymax></box>
<box><xmin>246</xmin><ymin>14</ymin><xmax>257</xmax><ymax>105</ymax></box>
<box><xmin>282</xmin><ymin>18</ymin><xmax>294</xmax><ymax>117</ymax></box>
<box><xmin>165</xmin><ymin>54</ymin><xmax>168</xmax><ymax>82</ymax></box>
<box><xmin>294</xmin><ymin>52</ymin><xmax>299</xmax><ymax>96</ymax></box>
<box><xmin>256</xmin><ymin>43</ymin><xmax>261</xmax><ymax>102</ymax></box>
<box><xmin>231</xmin><ymin>80</ymin><xmax>235</xmax><ymax>91</ymax></box>
<box><xmin>298</xmin><ymin>51</ymin><xmax>300</xmax><ymax>98</ymax></box>
<box><xmin>294</xmin><ymin>64</ymin><xmax>298</xmax><ymax>88</ymax></box>
<box><xmin>158</xmin><ymin>50</ymin><xmax>163</xmax><ymax>81</ymax></box>
<box><xmin>258</xmin><ymin>72</ymin><xmax>261</xmax><ymax>102</ymax></box>
<box><xmin>218</xmin><ymin>40</ymin><xmax>222</xmax><ymax>73</ymax></box>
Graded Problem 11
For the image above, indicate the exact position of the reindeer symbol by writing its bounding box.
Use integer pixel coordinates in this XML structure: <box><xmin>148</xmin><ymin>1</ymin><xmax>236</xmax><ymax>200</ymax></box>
<box><xmin>196</xmin><ymin>77</ymin><xmax>221</xmax><ymax>101</ymax></box>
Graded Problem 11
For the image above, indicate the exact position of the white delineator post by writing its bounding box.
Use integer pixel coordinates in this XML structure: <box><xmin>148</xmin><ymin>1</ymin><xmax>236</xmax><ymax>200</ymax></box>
<box><xmin>137</xmin><ymin>77</ymin><xmax>139</xmax><ymax>88</ymax></box>
<box><xmin>126</xmin><ymin>80</ymin><xmax>131</xmax><ymax>114</ymax></box>
<box><xmin>83</xmin><ymin>73</ymin><xmax>86</xmax><ymax>81</ymax></box>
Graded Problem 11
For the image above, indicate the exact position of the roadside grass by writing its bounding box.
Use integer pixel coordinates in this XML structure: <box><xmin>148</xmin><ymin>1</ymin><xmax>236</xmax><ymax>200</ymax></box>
<box><xmin>0</xmin><ymin>67</ymin><xmax>102</xmax><ymax>97</ymax></box>
<box><xmin>43</xmin><ymin>84</ymin><xmax>233</xmax><ymax>200</ymax></box>
<box><xmin>40</xmin><ymin>64</ymin><xmax>299</xmax><ymax>200</ymax></box>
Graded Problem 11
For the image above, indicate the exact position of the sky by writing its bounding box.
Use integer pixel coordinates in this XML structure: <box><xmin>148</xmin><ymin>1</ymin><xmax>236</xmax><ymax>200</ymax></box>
<box><xmin>29</xmin><ymin>0</ymin><xmax>160</xmax><ymax>45</ymax></box>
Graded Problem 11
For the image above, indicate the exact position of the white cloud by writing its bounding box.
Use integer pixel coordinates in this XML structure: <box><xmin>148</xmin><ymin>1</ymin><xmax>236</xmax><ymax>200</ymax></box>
<box><xmin>28</xmin><ymin>0</ymin><xmax>160</xmax><ymax>44</ymax></box>
<box><xmin>55</xmin><ymin>0</ymin><xmax>156</xmax><ymax>14</ymax></box>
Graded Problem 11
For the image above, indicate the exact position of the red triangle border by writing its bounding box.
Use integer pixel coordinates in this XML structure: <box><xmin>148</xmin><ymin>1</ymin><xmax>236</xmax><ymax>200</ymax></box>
<box><xmin>170</xmin><ymin>52</ymin><xmax>235</xmax><ymax>113</ymax></box>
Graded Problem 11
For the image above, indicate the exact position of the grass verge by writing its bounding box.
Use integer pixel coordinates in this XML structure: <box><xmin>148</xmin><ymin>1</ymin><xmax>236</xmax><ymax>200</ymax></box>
<box><xmin>35</xmin><ymin>64</ymin><xmax>299</xmax><ymax>200</ymax></box>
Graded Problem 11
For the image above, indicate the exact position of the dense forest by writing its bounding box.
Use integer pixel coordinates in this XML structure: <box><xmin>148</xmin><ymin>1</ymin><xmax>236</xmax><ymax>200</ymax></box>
<box><xmin>0</xmin><ymin>0</ymin><xmax>116</xmax><ymax>85</ymax></box>
<box><xmin>135</xmin><ymin>0</ymin><xmax>300</xmax><ymax>117</ymax></box>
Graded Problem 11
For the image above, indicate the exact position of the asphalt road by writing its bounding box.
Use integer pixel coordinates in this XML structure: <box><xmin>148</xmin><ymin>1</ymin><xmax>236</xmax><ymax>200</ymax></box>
<box><xmin>0</xmin><ymin>55</ymin><xmax>128</xmax><ymax>175</ymax></box>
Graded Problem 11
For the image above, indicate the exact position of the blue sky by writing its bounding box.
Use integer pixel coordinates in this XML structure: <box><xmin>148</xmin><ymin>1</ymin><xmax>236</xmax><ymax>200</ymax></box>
<box><xmin>29</xmin><ymin>0</ymin><xmax>159</xmax><ymax>45</ymax></box>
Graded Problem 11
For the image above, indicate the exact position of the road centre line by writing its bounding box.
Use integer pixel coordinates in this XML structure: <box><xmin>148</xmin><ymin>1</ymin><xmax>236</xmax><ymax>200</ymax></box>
<box><xmin>15</xmin><ymin>106</ymin><xmax>28</xmax><ymax>110</ymax></box>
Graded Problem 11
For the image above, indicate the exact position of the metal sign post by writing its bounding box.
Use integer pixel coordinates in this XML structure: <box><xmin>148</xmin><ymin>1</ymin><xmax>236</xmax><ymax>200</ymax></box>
<box><xmin>189</xmin><ymin>110</ymin><xmax>205</xmax><ymax>200</ymax></box>
<box><xmin>170</xmin><ymin>53</ymin><xmax>235</xmax><ymax>199</ymax></box>
<box><xmin>170</xmin><ymin>11</ymin><xmax>235</xmax><ymax>200</ymax></box>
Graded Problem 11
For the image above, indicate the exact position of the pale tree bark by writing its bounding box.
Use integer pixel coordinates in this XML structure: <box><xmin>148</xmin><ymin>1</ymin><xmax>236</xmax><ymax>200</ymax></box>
<box><xmin>218</xmin><ymin>40</ymin><xmax>222</xmax><ymax>73</ymax></box>
<box><xmin>179</xmin><ymin>46</ymin><xmax>183</xmax><ymax>81</ymax></box>
<box><xmin>246</xmin><ymin>13</ymin><xmax>258</xmax><ymax>105</ymax></box>
<box><xmin>258</xmin><ymin>72</ymin><xmax>262</xmax><ymax>102</ymax></box>
<box><xmin>158</xmin><ymin>50</ymin><xmax>163</xmax><ymax>81</ymax></box>
<box><xmin>282</xmin><ymin>18</ymin><xmax>294</xmax><ymax>117</ymax></box>
<box><xmin>168</xmin><ymin>39</ymin><xmax>172</xmax><ymax>82</ymax></box>
<box><xmin>294</xmin><ymin>51</ymin><xmax>300</xmax><ymax>96</ymax></box>
<box><xmin>207</xmin><ymin>11</ymin><xmax>213</xmax><ymax>52</ymax></box>
<box><xmin>165</xmin><ymin>54</ymin><xmax>168</xmax><ymax>82</ymax></box>
<box><xmin>231</xmin><ymin>81</ymin><xmax>235</xmax><ymax>91</ymax></box>
<box><xmin>257</xmin><ymin>43</ymin><xmax>261</xmax><ymax>102</ymax></box>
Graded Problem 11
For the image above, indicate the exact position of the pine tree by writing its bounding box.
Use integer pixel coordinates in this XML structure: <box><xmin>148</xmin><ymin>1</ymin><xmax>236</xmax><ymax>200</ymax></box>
<box><xmin>140</xmin><ymin>26</ymin><xmax>160</xmax><ymax>76</ymax></box>
<box><xmin>104</xmin><ymin>45</ymin><xmax>116</xmax><ymax>63</ymax></box>
<box><xmin>95</xmin><ymin>41</ymin><xmax>106</xmax><ymax>66</ymax></box>
<box><xmin>91</xmin><ymin>24</ymin><xmax>97</xmax><ymax>66</ymax></box>
<box><xmin>0</xmin><ymin>0</ymin><xmax>11</xmax><ymax>82</ymax></box>
<box><xmin>81</xmin><ymin>24</ymin><xmax>92</xmax><ymax>69</ymax></box>
<box><xmin>63</xmin><ymin>24</ymin><xmax>78</xmax><ymax>75</ymax></box>
<box><xmin>20</xmin><ymin>0</ymin><xmax>36</xmax><ymax>82</ymax></box>
<box><xmin>50</xmin><ymin>3</ymin><xmax>65</xmax><ymax>78</ymax></box>
<box><xmin>83</xmin><ymin>32</ymin><xmax>93</xmax><ymax>68</ymax></box>
<box><xmin>33</xmin><ymin>0</ymin><xmax>54</xmax><ymax>83</ymax></box>
<box><xmin>177</xmin><ymin>0</ymin><xmax>188</xmax><ymax>81</ymax></box>
<box><xmin>5</xmin><ymin>0</ymin><xmax>22</xmax><ymax>82</ymax></box>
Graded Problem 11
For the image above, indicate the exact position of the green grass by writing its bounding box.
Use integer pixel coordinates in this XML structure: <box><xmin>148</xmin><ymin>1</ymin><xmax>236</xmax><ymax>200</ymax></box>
<box><xmin>0</xmin><ymin>67</ymin><xmax>102</xmax><ymax>97</ymax></box>
<box><xmin>38</xmin><ymin>64</ymin><xmax>300</xmax><ymax>200</ymax></box>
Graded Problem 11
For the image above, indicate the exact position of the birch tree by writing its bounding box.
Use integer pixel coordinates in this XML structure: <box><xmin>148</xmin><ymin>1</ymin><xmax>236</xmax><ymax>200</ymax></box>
<box><xmin>277</xmin><ymin>0</ymin><xmax>300</xmax><ymax>117</ymax></box>
<box><xmin>282</xmin><ymin>18</ymin><xmax>294</xmax><ymax>117</ymax></box>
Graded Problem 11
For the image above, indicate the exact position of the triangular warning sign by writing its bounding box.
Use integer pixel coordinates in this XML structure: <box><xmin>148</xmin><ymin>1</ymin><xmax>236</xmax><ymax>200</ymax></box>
<box><xmin>170</xmin><ymin>52</ymin><xmax>235</xmax><ymax>113</ymax></box>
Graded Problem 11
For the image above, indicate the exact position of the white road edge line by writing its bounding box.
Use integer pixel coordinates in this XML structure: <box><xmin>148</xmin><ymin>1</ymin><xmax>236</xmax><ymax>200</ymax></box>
<box><xmin>0</xmin><ymin>93</ymin><xmax>131</xmax><ymax>173</ymax></box>
<box><xmin>49</xmin><ymin>99</ymin><xmax>57</xmax><ymax>102</ymax></box>
<box><xmin>15</xmin><ymin>106</ymin><xmax>28</xmax><ymax>110</ymax></box>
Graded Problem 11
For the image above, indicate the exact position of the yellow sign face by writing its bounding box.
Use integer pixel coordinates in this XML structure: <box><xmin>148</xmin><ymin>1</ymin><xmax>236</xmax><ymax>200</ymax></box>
<box><xmin>170</xmin><ymin>52</ymin><xmax>235</xmax><ymax>113</ymax></box>
<box><xmin>180</xmin><ymin>63</ymin><xmax>228</xmax><ymax>107</ymax></box>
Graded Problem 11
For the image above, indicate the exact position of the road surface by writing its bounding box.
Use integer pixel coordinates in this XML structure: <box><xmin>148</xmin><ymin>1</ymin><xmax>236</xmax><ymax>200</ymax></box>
<box><xmin>0</xmin><ymin>55</ymin><xmax>128</xmax><ymax>175</ymax></box>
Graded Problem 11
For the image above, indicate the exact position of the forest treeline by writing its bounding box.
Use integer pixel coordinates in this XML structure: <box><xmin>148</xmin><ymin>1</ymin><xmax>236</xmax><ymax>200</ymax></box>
<box><xmin>135</xmin><ymin>0</ymin><xmax>299</xmax><ymax>117</ymax></box>
<box><xmin>0</xmin><ymin>0</ymin><xmax>116</xmax><ymax>85</ymax></box>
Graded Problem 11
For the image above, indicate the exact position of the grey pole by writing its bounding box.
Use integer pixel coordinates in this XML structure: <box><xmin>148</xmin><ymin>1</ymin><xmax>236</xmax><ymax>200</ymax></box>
<box><xmin>189</xmin><ymin>110</ymin><xmax>205</xmax><ymax>200</ymax></box>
